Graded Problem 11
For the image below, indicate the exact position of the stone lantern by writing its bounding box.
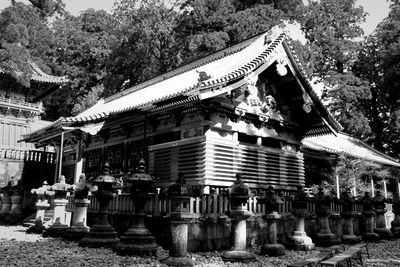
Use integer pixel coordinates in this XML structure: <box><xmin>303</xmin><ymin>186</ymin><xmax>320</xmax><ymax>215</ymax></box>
<box><xmin>162</xmin><ymin>172</ymin><xmax>195</xmax><ymax>267</ymax></box>
<box><xmin>27</xmin><ymin>181</ymin><xmax>52</xmax><ymax>234</ymax></box>
<box><xmin>4</xmin><ymin>180</ymin><xmax>24</xmax><ymax>224</ymax></box>
<box><xmin>64</xmin><ymin>174</ymin><xmax>97</xmax><ymax>241</ymax></box>
<box><xmin>115</xmin><ymin>158</ymin><xmax>160</xmax><ymax>256</ymax></box>
<box><xmin>259</xmin><ymin>186</ymin><xmax>285</xmax><ymax>256</ymax></box>
<box><xmin>372</xmin><ymin>190</ymin><xmax>393</xmax><ymax>239</ymax></box>
<box><xmin>0</xmin><ymin>182</ymin><xmax>12</xmax><ymax>221</ymax></box>
<box><xmin>313</xmin><ymin>187</ymin><xmax>339</xmax><ymax>247</ymax></box>
<box><xmin>286</xmin><ymin>186</ymin><xmax>314</xmax><ymax>251</ymax></box>
<box><xmin>391</xmin><ymin>193</ymin><xmax>400</xmax><ymax>237</ymax></box>
<box><xmin>44</xmin><ymin>175</ymin><xmax>74</xmax><ymax>237</ymax></box>
<box><xmin>221</xmin><ymin>174</ymin><xmax>256</xmax><ymax>263</ymax></box>
<box><xmin>339</xmin><ymin>190</ymin><xmax>361</xmax><ymax>244</ymax></box>
<box><xmin>360</xmin><ymin>191</ymin><xmax>379</xmax><ymax>241</ymax></box>
<box><xmin>79</xmin><ymin>163</ymin><xmax>119</xmax><ymax>248</ymax></box>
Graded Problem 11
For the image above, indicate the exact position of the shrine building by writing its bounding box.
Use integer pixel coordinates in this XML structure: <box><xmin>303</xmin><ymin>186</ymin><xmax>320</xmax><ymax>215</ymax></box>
<box><xmin>23</xmin><ymin>25</ymin><xmax>343</xmax><ymax>192</ymax></box>
<box><xmin>0</xmin><ymin>61</ymin><xmax>67</xmax><ymax>187</ymax></box>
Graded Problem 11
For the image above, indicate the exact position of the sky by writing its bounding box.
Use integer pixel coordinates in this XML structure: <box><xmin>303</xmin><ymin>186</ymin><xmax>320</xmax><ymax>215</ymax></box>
<box><xmin>0</xmin><ymin>0</ymin><xmax>392</xmax><ymax>36</ymax></box>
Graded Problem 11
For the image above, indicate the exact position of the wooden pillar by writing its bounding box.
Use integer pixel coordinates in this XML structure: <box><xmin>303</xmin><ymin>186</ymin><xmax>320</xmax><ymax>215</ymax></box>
<box><xmin>383</xmin><ymin>179</ymin><xmax>388</xmax><ymax>199</ymax></box>
<box><xmin>370</xmin><ymin>175</ymin><xmax>375</xmax><ymax>197</ymax></box>
<box><xmin>335</xmin><ymin>174</ymin><xmax>340</xmax><ymax>199</ymax></box>
<box><xmin>74</xmin><ymin>139</ymin><xmax>83</xmax><ymax>184</ymax></box>
<box><xmin>57</xmin><ymin>130</ymin><xmax>64</xmax><ymax>182</ymax></box>
<box><xmin>396</xmin><ymin>178</ymin><xmax>400</xmax><ymax>197</ymax></box>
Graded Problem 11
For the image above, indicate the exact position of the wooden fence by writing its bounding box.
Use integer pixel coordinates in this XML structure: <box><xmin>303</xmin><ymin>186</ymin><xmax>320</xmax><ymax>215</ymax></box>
<box><xmin>66</xmin><ymin>193</ymin><xmax>369</xmax><ymax>217</ymax></box>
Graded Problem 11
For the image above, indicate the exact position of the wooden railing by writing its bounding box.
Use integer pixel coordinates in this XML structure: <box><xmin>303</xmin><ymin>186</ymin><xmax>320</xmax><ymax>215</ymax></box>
<box><xmin>66</xmin><ymin>193</ymin><xmax>367</xmax><ymax>216</ymax></box>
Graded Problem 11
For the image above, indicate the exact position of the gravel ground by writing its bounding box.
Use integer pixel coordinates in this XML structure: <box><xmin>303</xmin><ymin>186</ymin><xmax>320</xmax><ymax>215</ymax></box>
<box><xmin>0</xmin><ymin>226</ymin><xmax>399</xmax><ymax>266</ymax></box>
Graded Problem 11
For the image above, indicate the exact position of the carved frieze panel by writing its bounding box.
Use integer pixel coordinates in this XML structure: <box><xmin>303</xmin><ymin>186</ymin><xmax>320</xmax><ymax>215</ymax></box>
<box><xmin>181</xmin><ymin>127</ymin><xmax>203</xmax><ymax>140</ymax></box>
<box><xmin>181</xmin><ymin>110</ymin><xmax>203</xmax><ymax>125</ymax></box>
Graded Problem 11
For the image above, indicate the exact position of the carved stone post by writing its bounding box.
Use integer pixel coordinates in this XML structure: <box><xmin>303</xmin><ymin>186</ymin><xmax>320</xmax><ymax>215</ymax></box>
<box><xmin>5</xmin><ymin>181</ymin><xmax>24</xmax><ymax>224</ymax></box>
<box><xmin>361</xmin><ymin>192</ymin><xmax>380</xmax><ymax>241</ymax></box>
<box><xmin>222</xmin><ymin>174</ymin><xmax>256</xmax><ymax>263</ymax></box>
<box><xmin>27</xmin><ymin>181</ymin><xmax>52</xmax><ymax>234</ymax></box>
<box><xmin>115</xmin><ymin>159</ymin><xmax>160</xmax><ymax>256</ymax></box>
<box><xmin>314</xmin><ymin>187</ymin><xmax>339</xmax><ymax>247</ymax></box>
<box><xmin>0</xmin><ymin>182</ymin><xmax>12</xmax><ymax>221</ymax></box>
<box><xmin>259</xmin><ymin>186</ymin><xmax>285</xmax><ymax>256</ymax></box>
<box><xmin>286</xmin><ymin>186</ymin><xmax>315</xmax><ymax>251</ymax></box>
<box><xmin>79</xmin><ymin>163</ymin><xmax>119</xmax><ymax>248</ymax></box>
<box><xmin>65</xmin><ymin>174</ymin><xmax>96</xmax><ymax>241</ymax></box>
<box><xmin>44</xmin><ymin>175</ymin><xmax>74</xmax><ymax>237</ymax></box>
<box><xmin>373</xmin><ymin>190</ymin><xmax>393</xmax><ymax>239</ymax></box>
<box><xmin>391</xmin><ymin>194</ymin><xmax>400</xmax><ymax>238</ymax></box>
<box><xmin>340</xmin><ymin>190</ymin><xmax>361</xmax><ymax>244</ymax></box>
<box><xmin>162</xmin><ymin>173</ymin><xmax>194</xmax><ymax>267</ymax></box>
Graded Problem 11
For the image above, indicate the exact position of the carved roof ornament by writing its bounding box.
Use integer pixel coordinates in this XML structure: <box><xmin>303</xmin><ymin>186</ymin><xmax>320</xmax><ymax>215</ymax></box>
<box><xmin>197</xmin><ymin>70</ymin><xmax>212</xmax><ymax>82</ymax></box>
<box><xmin>275</xmin><ymin>50</ymin><xmax>288</xmax><ymax>77</ymax></box>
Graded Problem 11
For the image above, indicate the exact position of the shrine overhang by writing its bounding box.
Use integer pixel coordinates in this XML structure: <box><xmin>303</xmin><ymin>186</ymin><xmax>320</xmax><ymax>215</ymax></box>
<box><xmin>23</xmin><ymin>24</ymin><xmax>343</xmax><ymax>145</ymax></box>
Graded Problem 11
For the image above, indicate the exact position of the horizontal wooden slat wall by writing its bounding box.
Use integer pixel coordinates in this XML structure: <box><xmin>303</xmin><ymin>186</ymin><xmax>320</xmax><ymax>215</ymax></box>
<box><xmin>204</xmin><ymin>138</ymin><xmax>304</xmax><ymax>189</ymax></box>
<box><xmin>149</xmin><ymin>139</ymin><xmax>206</xmax><ymax>182</ymax></box>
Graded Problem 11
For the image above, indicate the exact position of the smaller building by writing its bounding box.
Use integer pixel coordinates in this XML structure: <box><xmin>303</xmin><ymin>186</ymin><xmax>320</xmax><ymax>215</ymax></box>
<box><xmin>0</xmin><ymin>61</ymin><xmax>67</xmax><ymax>187</ymax></box>
<box><xmin>303</xmin><ymin>132</ymin><xmax>400</xmax><ymax>198</ymax></box>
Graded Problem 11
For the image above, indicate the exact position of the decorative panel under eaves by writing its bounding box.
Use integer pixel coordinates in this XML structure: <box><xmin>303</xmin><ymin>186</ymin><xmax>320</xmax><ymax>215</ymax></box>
<box><xmin>204</xmin><ymin>139</ymin><xmax>304</xmax><ymax>189</ymax></box>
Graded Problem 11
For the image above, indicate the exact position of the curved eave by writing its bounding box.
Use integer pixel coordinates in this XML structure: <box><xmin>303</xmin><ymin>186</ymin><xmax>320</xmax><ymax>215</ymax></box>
<box><xmin>282</xmin><ymin>40</ymin><xmax>342</xmax><ymax>134</ymax></box>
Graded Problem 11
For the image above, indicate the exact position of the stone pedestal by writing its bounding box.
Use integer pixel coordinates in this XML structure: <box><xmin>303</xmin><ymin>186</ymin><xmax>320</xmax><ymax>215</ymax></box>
<box><xmin>314</xmin><ymin>188</ymin><xmax>339</xmax><ymax>247</ymax></box>
<box><xmin>391</xmin><ymin>198</ymin><xmax>400</xmax><ymax>237</ymax></box>
<box><xmin>163</xmin><ymin>218</ymin><xmax>194</xmax><ymax>267</ymax></box>
<box><xmin>0</xmin><ymin>192</ymin><xmax>11</xmax><ymax>221</ymax></box>
<box><xmin>260</xmin><ymin>212</ymin><xmax>286</xmax><ymax>256</ymax></box>
<box><xmin>27</xmin><ymin>182</ymin><xmax>52</xmax><ymax>234</ymax></box>
<box><xmin>27</xmin><ymin>199</ymin><xmax>50</xmax><ymax>234</ymax></box>
<box><xmin>4</xmin><ymin>190</ymin><xmax>23</xmax><ymax>224</ymax></box>
<box><xmin>115</xmin><ymin>193</ymin><xmax>160</xmax><ymax>256</ymax></box>
<box><xmin>79</xmin><ymin>164</ymin><xmax>119</xmax><ymax>249</ymax></box>
<box><xmin>79</xmin><ymin>191</ymin><xmax>119</xmax><ymax>248</ymax></box>
<box><xmin>222</xmin><ymin>174</ymin><xmax>255</xmax><ymax>263</ymax></box>
<box><xmin>64</xmin><ymin>198</ymin><xmax>90</xmax><ymax>241</ymax></box>
<box><xmin>44</xmin><ymin>196</ymin><xmax>69</xmax><ymax>237</ymax></box>
<box><xmin>373</xmin><ymin>191</ymin><xmax>393</xmax><ymax>239</ymax></box>
<box><xmin>340</xmin><ymin>191</ymin><xmax>361</xmax><ymax>244</ymax></box>
<box><xmin>259</xmin><ymin>186</ymin><xmax>285</xmax><ymax>256</ymax></box>
<box><xmin>286</xmin><ymin>187</ymin><xmax>314</xmax><ymax>251</ymax></box>
<box><xmin>361</xmin><ymin>192</ymin><xmax>380</xmax><ymax>241</ymax></box>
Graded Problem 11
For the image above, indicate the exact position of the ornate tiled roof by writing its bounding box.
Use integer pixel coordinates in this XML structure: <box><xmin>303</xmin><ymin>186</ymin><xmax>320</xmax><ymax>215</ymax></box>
<box><xmin>302</xmin><ymin>133</ymin><xmax>400</xmax><ymax>167</ymax></box>
<box><xmin>0</xmin><ymin>61</ymin><xmax>68</xmax><ymax>85</ymax></box>
<box><xmin>23</xmin><ymin>24</ymin><xmax>342</xmax><ymax>141</ymax></box>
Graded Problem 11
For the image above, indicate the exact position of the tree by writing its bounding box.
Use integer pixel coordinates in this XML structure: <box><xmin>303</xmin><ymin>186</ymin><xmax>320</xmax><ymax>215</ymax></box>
<box><xmin>311</xmin><ymin>154</ymin><xmax>390</xmax><ymax>197</ymax></box>
<box><xmin>351</xmin><ymin>1</ymin><xmax>400</xmax><ymax>157</ymax></box>
<box><xmin>0</xmin><ymin>2</ymin><xmax>57</xmax><ymax>91</ymax></box>
<box><xmin>103</xmin><ymin>0</ymin><xmax>183</xmax><ymax>96</ymax></box>
<box><xmin>42</xmin><ymin>9</ymin><xmax>118</xmax><ymax>119</ymax></box>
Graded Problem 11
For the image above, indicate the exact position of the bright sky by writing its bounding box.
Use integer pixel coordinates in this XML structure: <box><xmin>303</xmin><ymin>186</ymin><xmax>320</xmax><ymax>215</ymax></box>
<box><xmin>0</xmin><ymin>0</ymin><xmax>392</xmax><ymax>36</ymax></box>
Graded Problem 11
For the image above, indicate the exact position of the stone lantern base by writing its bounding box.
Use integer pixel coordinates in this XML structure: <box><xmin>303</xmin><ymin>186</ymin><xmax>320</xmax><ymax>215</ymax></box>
<box><xmin>43</xmin><ymin>221</ymin><xmax>69</xmax><ymax>238</ymax></box>
<box><xmin>362</xmin><ymin>232</ymin><xmax>380</xmax><ymax>242</ymax></box>
<box><xmin>26</xmin><ymin>219</ymin><xmax>46</xmax><ymax>234</ymax></box>
<box><xmin>341</xmin><ymin>234</ymin><xmax>361</xmax><ymax>244</ymax></box>
<box><xmin>115</xmin><ymin>228</ymin><xmax>160</xmax><ymax>256</ymax></box>
<box><xmin>391</xmin><ymin>226</ymin><xmax>400</xmax><ymax>238</ymax></box>
<box><xmin>285</xmin><ymin>231</ymin><xmax>315</xmax><ymax>251</ymax></box>
<box><xmin>162</xmin><ymin>257</ymin><xmax>194</xmax><ymax>267</ymax></box>
<box><xmin>64</xmin><ymin>223</ymin><xmax>89</xmax><ymax>241</ymax></box>
<box><xmin>374</xmin><ymin>228</ymin><xmax>394</xmax><ymax>240</ymax></box>
<box><xmin>314</xmin><ymin>231</ymin><xmax>340</xmax><ymax>247</ymax></box>
<box><xmin>79</xmin><ymin>224</ymin><xmax>119</xmax><ymax>248</ymax></box>
<box><xmin>260</xmin><ymin>243</ymin><xmax>286</xmax><ymax>256</ymax></box>
<box><xmin>221</xmin><ymin>250</ymin><xmax>256</xmax><ymax>263</ymax></box>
